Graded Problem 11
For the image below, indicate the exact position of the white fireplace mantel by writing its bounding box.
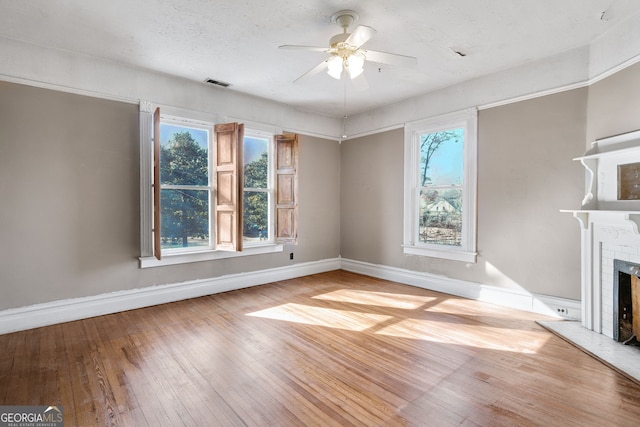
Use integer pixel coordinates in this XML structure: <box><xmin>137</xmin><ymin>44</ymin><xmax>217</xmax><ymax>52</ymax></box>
<box><xmin>563</xmin><ymin>130</ymin><xmax>640</xmax><ymax>337</ymax></box>
<box><xmin>561</xmin><ymin>210</ymin><xmax>640</xmax><ymax>231</ymax></box>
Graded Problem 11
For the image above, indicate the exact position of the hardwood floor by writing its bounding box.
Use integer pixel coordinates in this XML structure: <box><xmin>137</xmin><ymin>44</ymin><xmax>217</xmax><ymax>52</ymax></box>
<box><xmin>1</xmin><ymin>270</ymin><xmax>640</xmax><ymax>426</ymax></box>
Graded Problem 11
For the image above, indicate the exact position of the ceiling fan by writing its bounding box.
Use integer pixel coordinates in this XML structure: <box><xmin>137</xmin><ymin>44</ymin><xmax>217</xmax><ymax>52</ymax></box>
<box><xmin>279</xmin><ymin>10</ymin><xmax>417</xmax><ymax>89</ymax></box>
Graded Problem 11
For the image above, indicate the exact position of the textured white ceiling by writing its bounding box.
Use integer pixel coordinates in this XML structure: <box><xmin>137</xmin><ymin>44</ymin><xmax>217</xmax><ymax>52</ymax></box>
<box><xmin>0</xmin><ymin>0</ymin><xmax>638</xmax><ymax>118</ymax></box>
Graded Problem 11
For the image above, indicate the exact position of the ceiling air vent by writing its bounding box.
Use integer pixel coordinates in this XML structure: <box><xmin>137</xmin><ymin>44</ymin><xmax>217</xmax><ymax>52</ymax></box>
<box><xmin>204</xmin><ymin>78</ymin><xmax>230</xmax><ymax>88</ymax></box>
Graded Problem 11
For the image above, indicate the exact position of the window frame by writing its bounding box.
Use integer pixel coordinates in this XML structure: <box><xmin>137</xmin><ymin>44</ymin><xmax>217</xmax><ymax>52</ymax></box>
<box><xmin>158</xmin><ymin>114</ymin><xmax>215</xmax><ymax>255</ymax></box>
<box><xmin>138</xmin><ymin>104</ymin><xmax>285</xmax><ymax>268</ymax></box>
<box><xmin>403</xmin><ymin>109</ymin><xmax>478</xmax><ymax>263</ymax></box>
<box><xmin>242</xmin><ymin>128</ymin><xmax>276</xmax><ymax>246</ymax></box>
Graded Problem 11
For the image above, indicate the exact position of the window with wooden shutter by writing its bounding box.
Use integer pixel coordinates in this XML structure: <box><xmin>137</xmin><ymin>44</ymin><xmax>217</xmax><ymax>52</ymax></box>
<box><xmin>214</xmin><ymin>123</ymin><xmax>244</xmax><ymax>252</ymax></box>
<box><xmin>141</xmin><ymin>105</ymin><xmax>292</xmax><ymax>267</ymax></box>
<box><xmin>275</xmin><ymin>133</ymin><xmax>298</xmax><ymax>244</ymax></box>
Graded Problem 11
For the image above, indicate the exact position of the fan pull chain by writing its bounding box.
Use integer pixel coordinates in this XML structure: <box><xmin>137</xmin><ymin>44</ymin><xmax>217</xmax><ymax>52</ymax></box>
<box><xmin>342</xmin><ymin>78</ymin><xmax>348</xmax><ymax>139</ymax></box>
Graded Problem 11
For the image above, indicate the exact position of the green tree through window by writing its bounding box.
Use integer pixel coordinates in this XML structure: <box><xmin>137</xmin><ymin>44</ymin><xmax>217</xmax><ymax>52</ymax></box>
<box><xmin>243</xmin><ymin>131</ymin><xmax>270</xmax><ymax>241</ymax></box>
<box><xmin>243</xmin><ymin>151</ymin><xmax>268</xmax><ymax>237</ymax></box>
<box><xmin>160</xmin><ymin>129</ymin><xmax>210</xmax><ymax>248</ymax></box>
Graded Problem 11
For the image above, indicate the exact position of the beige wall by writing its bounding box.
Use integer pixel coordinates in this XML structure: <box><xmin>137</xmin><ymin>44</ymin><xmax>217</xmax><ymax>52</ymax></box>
<box><xmin>0</xmin><ymin>82</ymin><xmax>341</xmax><ymax>310</ymax></box>
<box><xmin>340</xmin><ymin>128</ymin><xmax>404</xmax><ymax>266</ymax></box>
<box><xmin>3</xmin><ymin>60</ymin><xmax>640</xmax><ymax>312</ymax></box>
<box><xmin>586</xmin><ymin>61</ymin><xmax>640</xmax><ymax>144</ymax></box>
<box><xmin>477</xmin><ymin>89</ymin><xmax>586</xmax><ymax>299</ymax></box>
<box><xmin>341</xmin><ymin>88</ymin><xmax>587</xmax><ymax>300</ymax></box>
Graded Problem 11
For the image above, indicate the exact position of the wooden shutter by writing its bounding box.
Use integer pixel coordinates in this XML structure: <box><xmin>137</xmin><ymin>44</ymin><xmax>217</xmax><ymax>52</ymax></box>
<box><xmin>275</xmin><ymin>133</ymin><xmax>298</xmax><ymax>244</ymax></box>
<box><xmin>214</xmin><ymin>123</ymin><xmax>244</xmax><ymax>251</ymax></box>
<box><xmin>153</xmin><ymin>107</ymin><xmax>162</xmax><ymax>260</ymax></box>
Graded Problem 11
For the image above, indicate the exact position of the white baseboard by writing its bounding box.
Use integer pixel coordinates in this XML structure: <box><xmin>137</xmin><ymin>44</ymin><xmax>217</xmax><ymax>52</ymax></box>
<box><xmin>0</xmin><ymin>258</ymin><xmax>341</xmax><ymax>335</ymax></box>
<box><xmin>0</xmin><ymin>256</ymin><xmax>581</xmax><ymax>335</ymax></box>
<box><xmin>341</xmin><ymin>258</ymin><xmax>581</xmax><ymax>319</ymax></box>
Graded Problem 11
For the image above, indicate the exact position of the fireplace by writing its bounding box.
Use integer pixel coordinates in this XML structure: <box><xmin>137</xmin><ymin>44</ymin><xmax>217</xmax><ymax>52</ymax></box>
<box><xmin>562</xmin><ymin>129</ymin><xmax>640</xmax><ymax>338</ymax></box>
<box><xmin>559</xmin><ymin>130</ymin><xmax>640</xmax><ymax>383</ymax></box>
<box><xmin>614</xmin><ymin>259</ymin><xmax>640</xmax><ymax>345</ymax></box>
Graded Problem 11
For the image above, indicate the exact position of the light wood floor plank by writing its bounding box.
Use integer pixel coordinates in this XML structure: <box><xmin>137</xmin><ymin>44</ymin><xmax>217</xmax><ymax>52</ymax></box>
<box><xmin>1</xmin><ymin>270</ymin><xmax>640</xmax><ymax>426</ymax></box>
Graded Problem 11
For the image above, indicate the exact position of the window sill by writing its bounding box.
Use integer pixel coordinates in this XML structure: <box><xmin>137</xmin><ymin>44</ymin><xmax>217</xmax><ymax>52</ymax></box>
<box><xmin>139</xmin><ymin>244</ymin><xmax>284</xmax><ymax>268</ymax></box>
<box><xmin>403</xmin><ymin>245</ymin><xmax>477</xmax><ymax>263</ymax></box>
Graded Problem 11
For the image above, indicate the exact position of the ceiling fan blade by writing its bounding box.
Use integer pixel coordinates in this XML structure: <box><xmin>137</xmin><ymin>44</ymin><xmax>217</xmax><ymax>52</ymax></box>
<box><xmin>345</xmin><ymin>25</ymin><xmax>376</xmax><ymax>48</ymax></box>
<box><xmin>279</xmin><ymin>45</ymin><xmax>329</xmax><ymax>53</ymax></box>
<box><xmin>293</xmin><ymin>59</ymin><xmax>329</xmax><ymax>83</ymax></box>
<box><xmin>350</xmin><ymin>73</ymin><xmax>369</xmax><ymax>91</ymax></box>
<box><xmin>363</xmin><ymin>49</ymin><xmax>417</xmax><ymax>67</ymax></box>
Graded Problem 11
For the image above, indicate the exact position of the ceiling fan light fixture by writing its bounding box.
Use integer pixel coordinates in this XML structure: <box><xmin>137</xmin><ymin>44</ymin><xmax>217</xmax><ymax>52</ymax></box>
<box><xmin>346</xmin><ymin>53</ymin><xmax>365</xmax><ymax>79</ymax></box>
<box><xmin>327</xmin><ymin>55</ymin><xmax>343</xmax><ymax>79</ymax></box>
<box><xmin>281</xmin><ymin>8</ymin><xmax>417</xmax><ymax>85</ymax></box>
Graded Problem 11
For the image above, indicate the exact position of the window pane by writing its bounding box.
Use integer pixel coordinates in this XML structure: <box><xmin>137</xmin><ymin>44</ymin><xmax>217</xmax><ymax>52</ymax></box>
<box><xmin>244</xmin><ymin>137</ymin><xmax>269</xmax><ymax>188</ymax></box>
<box><xmin>161</xmin><ymin>189</ymin><xmax>209</xmax><ymax>249</ymax></box>
<box><xmin>419</xmin><ymin>188</ymin><xmax>462</xmax><ymax>246</ymax></box>
<box><xmin>160</xmin><ymin>124</ymin><xmax>209</xmax><ymax>185</ymax></box>
<box><xmin>419</xmin><ymin>128</ymin><xmax>464</xmax><ymax>187</ymax></box>
<box><xmin>243</xmin><ymin>191</ymin><xmax>268</xmax><ymax>241</ymax></box>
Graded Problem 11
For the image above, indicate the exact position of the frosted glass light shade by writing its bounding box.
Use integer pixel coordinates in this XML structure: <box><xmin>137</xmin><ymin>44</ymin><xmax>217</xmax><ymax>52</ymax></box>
<box><xmin>346</xmin><ymin>54</ymin><xmax>365</xmax><ymax>78</ymax></box>
<box><xmin>327</xmin><ymin>56</ymin><xmax>343</xmax><ymax>79</ymax></box>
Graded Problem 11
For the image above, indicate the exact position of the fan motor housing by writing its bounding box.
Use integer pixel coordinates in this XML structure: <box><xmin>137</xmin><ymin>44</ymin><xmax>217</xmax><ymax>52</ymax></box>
<box><xmin>329</xmin><ymin>33</ymin><xmax>350</xmax><ymax>47</ymax></box>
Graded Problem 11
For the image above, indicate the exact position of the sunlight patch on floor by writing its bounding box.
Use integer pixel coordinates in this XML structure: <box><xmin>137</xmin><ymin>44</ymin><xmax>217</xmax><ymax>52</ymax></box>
<box><xmin>313</xmin><ymin>289</ymin><xmax>439</xmax><ymax>309</ymax></box>
<box><xmin>247</xmin><ymin>303</ymin><xmax>392</xmax><ymax>331</ymax></box>
<box><xmin>375</xmin><ymin>319</ymin><xmax>550</xmax><ymax>353</ymax></box>
<box><xmin>248</xmin><ymin>299</ymin><xmax>550</xmax><ymax>353</ymax></box>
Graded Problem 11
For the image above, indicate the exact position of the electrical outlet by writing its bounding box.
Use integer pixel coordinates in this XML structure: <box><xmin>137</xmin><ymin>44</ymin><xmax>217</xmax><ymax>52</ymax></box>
<box><xmin>289</xmin><ymin>253</ymin><xmax>294</xmax><ymax>260</ymax></box>
<box><xmin>557</xmin><ymin>307</ymin><xmax>568</xmax><ymax>316</ymax></box>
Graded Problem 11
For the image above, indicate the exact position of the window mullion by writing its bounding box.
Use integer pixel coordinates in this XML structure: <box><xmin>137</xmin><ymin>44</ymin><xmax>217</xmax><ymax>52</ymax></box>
<box><xmin>161</xmin><ymin>184</ymin><xmax>210</xmax><ymax>191</ymax></box>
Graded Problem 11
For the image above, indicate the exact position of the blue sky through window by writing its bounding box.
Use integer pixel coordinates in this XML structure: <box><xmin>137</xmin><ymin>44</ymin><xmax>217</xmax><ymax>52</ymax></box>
<box><xmin>421</xmin><ymin>128</ymin><xmax>464</xmax><ymax>186</ymax></box>
<box><xmin>244</xmin><ymin>136</ymin><xmax>268</xmax><ymax>165</ymax></box>
<box><xmin>160</xmin><ymin>124</ymin><xmax>208</xmax><ymax>149</ymax></box>
<box><xmin>161</xmin><ymin>124</ymin><xmax>268</xmax><ymax>166</ymax></box>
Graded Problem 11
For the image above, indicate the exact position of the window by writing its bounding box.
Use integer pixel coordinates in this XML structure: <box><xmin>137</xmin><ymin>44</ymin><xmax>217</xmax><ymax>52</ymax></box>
<box><xmin>138</xmin><ymin>104</ymin><xmax>298</xmax><ymax>268</ymax></box>
<box><xmin>243</xmin><ymin>130</ymin><xmax>272</xmax><ymax>243</ymax></box>
<box><xmin>158</xmin><ymin>117</ymin><xmax>213</xmax><ymax>252</ymax></box>
<box><xmin>403</xmin><ymin>109</ymin><xmax>477</xmax><ymax>263</ymax></box>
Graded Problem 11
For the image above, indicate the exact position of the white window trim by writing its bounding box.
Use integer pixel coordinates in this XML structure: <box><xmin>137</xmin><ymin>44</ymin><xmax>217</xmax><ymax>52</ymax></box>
<box><xmin>403</xmin><ymin>109</ymin><xmax>478</xmax><ymax>263</ymax></box>
<box><xmin>139</xmin><ymin>244</ymin><xmax>284</xmax><ymax>268</ymax></box>
<box><xmin>138</xmin><ymin>102</ymin><xmax>284</xmax><ymax>268</ymax></box>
